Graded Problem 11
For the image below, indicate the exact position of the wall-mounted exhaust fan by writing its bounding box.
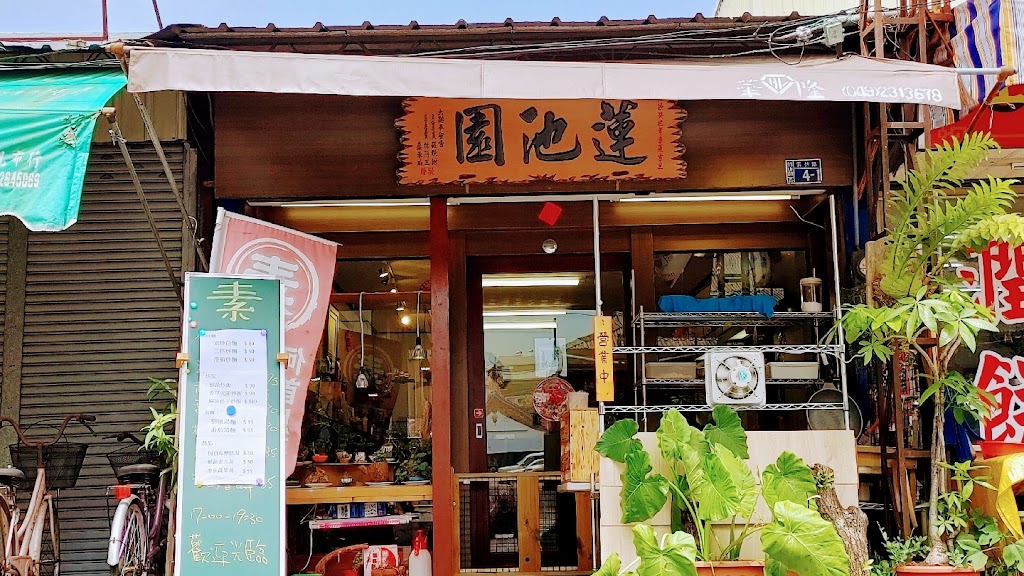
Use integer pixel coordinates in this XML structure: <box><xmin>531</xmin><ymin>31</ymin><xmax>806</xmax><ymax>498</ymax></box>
<box><xmin>704</xmin><ymin>350</ymin><xmax>766</xmax><ymax>408</ymax></box>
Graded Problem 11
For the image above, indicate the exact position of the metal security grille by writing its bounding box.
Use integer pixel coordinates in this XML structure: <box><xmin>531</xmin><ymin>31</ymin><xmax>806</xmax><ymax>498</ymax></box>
<box><xmin>18</xmin><ymin>143</ymin><xmax>192</xmax><ymax>576</ymax></box>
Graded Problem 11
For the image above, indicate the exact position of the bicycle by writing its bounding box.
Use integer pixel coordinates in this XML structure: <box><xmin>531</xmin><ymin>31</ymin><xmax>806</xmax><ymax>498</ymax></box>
<box><xmin>0</xmin><ymin>413</ymin><xmax>95</xmax><ymax>576</ymax></box>
<box><xmin>105</xmin><ymin>432</ymin><xmax>170</xmax><ymax>576</ymax></box>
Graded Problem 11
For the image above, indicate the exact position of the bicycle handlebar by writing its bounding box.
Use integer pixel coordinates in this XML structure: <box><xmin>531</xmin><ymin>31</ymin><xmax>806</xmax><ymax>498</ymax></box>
<box><xmin>0</xmin><ymin>413</ymin><xmax>96</xmax><ymax>448</ymax></box>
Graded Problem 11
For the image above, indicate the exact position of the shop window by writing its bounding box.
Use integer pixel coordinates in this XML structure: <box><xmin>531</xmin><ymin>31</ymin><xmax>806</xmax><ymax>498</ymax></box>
<box><xmin>301</xmin><ymin>259</ymin><xmax>431</xmax><ymax>466</ymax></box>
<box><xmin>654</xmin><ymin>250</ymin><xmax>810</xmax><ymax>312</ymax></box>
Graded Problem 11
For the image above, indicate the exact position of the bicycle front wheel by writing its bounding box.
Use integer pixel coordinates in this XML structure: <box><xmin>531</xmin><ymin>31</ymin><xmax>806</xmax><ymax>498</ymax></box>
<box><xmin>109</xmin><ymin>501</ymin><xmax>147</xmax><ymax>576</ymax></box>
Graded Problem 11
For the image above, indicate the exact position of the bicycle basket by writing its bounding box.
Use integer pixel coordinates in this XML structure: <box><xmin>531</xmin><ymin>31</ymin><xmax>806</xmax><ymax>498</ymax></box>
<box><xmin>106</xmin><ymin>447</ymin><xmax>162</xmax><ymax>478</ymax></box>
<box><xmin>9</xmin><ymin>443</ymin><xmax>88</xmax><ymax>490</ymax></box>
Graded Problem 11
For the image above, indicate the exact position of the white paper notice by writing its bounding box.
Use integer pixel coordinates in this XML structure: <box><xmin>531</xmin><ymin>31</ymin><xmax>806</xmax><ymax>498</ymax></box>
<box><xmin>195</xmin><ymin>329</ymin><xmax>268</xmax><ymax>486</ymax></box>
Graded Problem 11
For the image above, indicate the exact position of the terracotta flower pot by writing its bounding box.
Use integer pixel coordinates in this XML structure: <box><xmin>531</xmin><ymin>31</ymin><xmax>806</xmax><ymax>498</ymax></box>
<box><xmin>312</xmin><ymin>453</ymin><xmax>328</xmax><ymax>463</ymax></box>
<box><xmin>694</xmin><ymin>561</ymin><xmax>765</xmax><ymax>576</ymax></box>
<box><xmin>895</xmin><ymin>566</ymin><xmax>982</xmax><ymax>575</ymax></box>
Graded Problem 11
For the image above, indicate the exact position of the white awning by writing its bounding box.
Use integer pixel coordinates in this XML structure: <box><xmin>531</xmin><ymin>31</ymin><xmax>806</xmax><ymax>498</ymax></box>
<box><xmin>126</xmin><ymin>46</ymin><xmax>963</xmax><ymax>109</ymax></box>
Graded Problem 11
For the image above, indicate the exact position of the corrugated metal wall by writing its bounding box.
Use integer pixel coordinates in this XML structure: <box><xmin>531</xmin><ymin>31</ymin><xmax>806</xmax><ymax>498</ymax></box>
<box><xmin>19</xmin><ymin>144</ymin><xmax>190</xmax><ymax>575</ymax></box>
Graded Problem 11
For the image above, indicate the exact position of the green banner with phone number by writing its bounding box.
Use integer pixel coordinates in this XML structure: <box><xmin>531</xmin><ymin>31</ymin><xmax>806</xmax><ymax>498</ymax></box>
<box><xmin>175</xmin><ymin>273</ymin><xmax>285</xmax><ymax>576</ymax></box>
<box><xmin>0</xmin><ymin>68</ymin><xmax>126</xmax><ymax>231</ymax></box>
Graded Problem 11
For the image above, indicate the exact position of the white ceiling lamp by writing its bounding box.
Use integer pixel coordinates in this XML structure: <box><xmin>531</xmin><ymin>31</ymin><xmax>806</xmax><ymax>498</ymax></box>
<box><xmin>412</xmin><ymin>292</ymin><xmax>427</xmax><ymax>361</ymax></box>
<box><xmin>482</xmin><ymin>275</ymin><xmax>580</xmax><ymax>287</ymax></box>
<box><xmin>484</xmin><ymin>322</ymin><xmax>558</xmax><ymax>330</ymax></box>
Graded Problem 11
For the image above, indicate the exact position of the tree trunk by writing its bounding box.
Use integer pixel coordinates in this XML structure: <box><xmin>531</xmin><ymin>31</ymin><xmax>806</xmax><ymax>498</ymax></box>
<box><xmin>813</xmin><ymin>465</ymin><xmax>869</xmax><ymax>576</ymax></box>
<box><xmin>924</xmin><ymin>387</ymin><xmax>948</xmax><ymax>565</ymax></box>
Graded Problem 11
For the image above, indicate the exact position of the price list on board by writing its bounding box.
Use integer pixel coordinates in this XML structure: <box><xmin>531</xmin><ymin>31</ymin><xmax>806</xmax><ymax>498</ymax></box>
<box><xmin>196</xmin><ymin>329</ymin><xmax>269</xmax><ymax>485</ymax></box>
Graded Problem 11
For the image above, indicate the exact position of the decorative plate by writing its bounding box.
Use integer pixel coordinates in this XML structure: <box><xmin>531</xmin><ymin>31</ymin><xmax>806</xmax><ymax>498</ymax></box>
<box><xmin>533</xmin><ymin>376</ymin><xmax>573</xmax><ymax>422</ymax></box>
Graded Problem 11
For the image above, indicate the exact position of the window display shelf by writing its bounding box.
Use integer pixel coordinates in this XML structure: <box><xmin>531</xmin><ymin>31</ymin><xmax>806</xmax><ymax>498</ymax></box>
<box><xmin>602</xmin><ymin>403</ymin><xmax>846</xmax><ymax>414</ymax></box>
<box><xmin>614</xmin><ymin>344</ymin><xmax>843</xmax><ymax>355</ymax></box>
<box><xmin>286</xmin><ymin>484</ymin><xmax>432</xmax><ymax>505</ymax></box>
<box><xmin>643</xmin><ymin>378</ymin><xmax>826</xmax><ymax>388</ymax></box>
<box><xmin>307</xmin><ymin>514</ymin><xmax>418</xmax><ymax>530</ymax></box>
<box><xmin>632</xmin><ymin>311</ymin><xmax>835</xmax><ymax>328</ymax></box>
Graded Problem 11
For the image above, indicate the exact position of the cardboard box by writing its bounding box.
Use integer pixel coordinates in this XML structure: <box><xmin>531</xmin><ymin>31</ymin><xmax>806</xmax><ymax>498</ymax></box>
<box><xmin>364</xmin><ymin>545</ymin><xmax>400</xmax><ymax>576</ymax></box>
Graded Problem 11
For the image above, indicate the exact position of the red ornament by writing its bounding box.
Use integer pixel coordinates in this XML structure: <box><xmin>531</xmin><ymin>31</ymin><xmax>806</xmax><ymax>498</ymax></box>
<box><xmin>538</xmin><ymin>202</ymin><xmax>563</xmax><ymax>226</ymax></box>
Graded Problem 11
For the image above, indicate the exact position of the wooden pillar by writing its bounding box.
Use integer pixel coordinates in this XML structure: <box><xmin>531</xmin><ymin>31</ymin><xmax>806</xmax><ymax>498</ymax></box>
<box><xmin>629</xmin><ymin>229</ymin><xmax>656</xmax><ymax>315</ymax></box>
<box><xmin>430</xmin><ymin>197</ymin><xmax>455</xmax><ymax>576</ymax></box>
<box><xmin>1</xmin><ymin>219</ymin><xmax>27</xmax><ymax>466</ymax></box>
<box><xmin>449</xmin><ymin>232</ymin><xmax>469</xmax><ymax>473</ymax></box>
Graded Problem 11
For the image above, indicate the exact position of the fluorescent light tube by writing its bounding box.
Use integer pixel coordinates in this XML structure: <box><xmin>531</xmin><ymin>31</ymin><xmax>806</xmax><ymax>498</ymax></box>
<box><xmin>483</xmin><ymin>310</ymin><xmax>568</xmax><ymax>317</ymax></box>
<box><xmin>484</xmin><ymin>322</ymin><xmax>558</xmax><ymax>330</ymax></box>
<box><xmin>482</xmin><ymin>276</ymin><xmax>580</xmax><ymax>287</ymax></box>
<box><xmin>621</xmin><ymin>194</ymin><xmax>795</xmax><ymax>202</ymax></box>
<box><xmin>287</xmin><ymin>200</ymin><xmax>430</xmax><ymax>208</ymax></box>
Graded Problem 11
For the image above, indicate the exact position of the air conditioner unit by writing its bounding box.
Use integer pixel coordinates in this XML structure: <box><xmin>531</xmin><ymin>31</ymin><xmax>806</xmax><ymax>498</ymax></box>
<box><xmin>704</xmin><ymin>350</ymin><xmax>766</xmax><ymax>408</ymax></box>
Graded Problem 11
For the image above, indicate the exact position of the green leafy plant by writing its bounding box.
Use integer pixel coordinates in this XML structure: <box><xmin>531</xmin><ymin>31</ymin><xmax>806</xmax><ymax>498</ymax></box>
<box><xmin>833</xmin><ymin>132</ymin><xmax>1024</xmax><ymax>565</ymax></box>
<box><xmin>394</xmin><ymin>438</ymin><xmax>431</xmax><ymax>483</ymax></box>
<box><xmin>142</xmin><ymin>377</ymin><xmax>178</xmax><ymax>472</ymax></box>
<box><xmin>869</xmin><ymin>531</ymin><xmax>929</xmax><ymax>576</ymax></box>
<box><xmin>595</xmin><ymin>407</ymin><xmax>850</xmax><ymax>576</ymax></box>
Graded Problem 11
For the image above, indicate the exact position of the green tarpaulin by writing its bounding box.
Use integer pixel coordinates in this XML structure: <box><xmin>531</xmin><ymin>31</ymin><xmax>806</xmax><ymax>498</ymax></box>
<box><xmin>0</xmin><ymin>68</ymin><xmax>127</xmax><ymax>231</ymax></box>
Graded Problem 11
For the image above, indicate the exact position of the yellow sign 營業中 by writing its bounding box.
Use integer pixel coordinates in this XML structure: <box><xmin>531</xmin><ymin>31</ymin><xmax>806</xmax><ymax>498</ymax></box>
<box><xmin>594</xmin><ymin>315</ymin><xmax>615</xmax><ymax>402</ymax></box>
<box><xmin>398</xmin><ymin>98</ymin><xmax>686</xmax><ymax>185</ymax></box>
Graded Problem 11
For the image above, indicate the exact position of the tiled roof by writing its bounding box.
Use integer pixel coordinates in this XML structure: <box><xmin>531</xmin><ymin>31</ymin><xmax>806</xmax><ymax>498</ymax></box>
<box><xmin>148</xmin><ymin>13</ymin><xmax>827</xmax><ymax>57</ymax></box>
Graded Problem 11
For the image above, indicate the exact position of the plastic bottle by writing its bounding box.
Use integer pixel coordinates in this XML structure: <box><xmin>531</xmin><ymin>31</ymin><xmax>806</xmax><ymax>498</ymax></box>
<box><xmin>408</xmin><ymin>530</ymin><xmax>432</xmax><ymax>576</ymax></box>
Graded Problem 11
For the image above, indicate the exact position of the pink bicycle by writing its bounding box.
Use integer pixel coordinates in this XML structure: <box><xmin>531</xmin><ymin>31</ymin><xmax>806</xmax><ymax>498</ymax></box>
<box><xmin>0</xmin><ymin>413</ymin><xmax>95</xmax><ymax>576</ymax></box>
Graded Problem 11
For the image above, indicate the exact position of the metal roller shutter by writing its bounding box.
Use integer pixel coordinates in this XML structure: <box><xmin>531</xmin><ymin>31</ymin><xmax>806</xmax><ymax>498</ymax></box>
<box><xmin>20</xmin><ymin>144</ymin><xmax>191</xmax><ymax>576</ymax></box>
<box><xmin>0</xmin><ymin>216</ymin><xmax>8</xmax><ymax>381</ymax></box>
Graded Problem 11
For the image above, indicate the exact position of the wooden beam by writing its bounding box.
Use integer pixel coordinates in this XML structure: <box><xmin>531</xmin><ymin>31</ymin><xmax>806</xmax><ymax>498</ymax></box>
<box><xmin>330</xmin><ymin>291</ymin><xmax>429</xmax><ymax>306</ymax></box>
<box><xmin>630</xmin><ymin>229</ymin><xmax>656</xmax><ymax>313</ymax></box>
<box><xmin>429</xmin><ymin>197</ymin><xmax>455</xmax><ymax>576</ymax></box>
<box><xmin>263</xmin><ymin>205</ymin><xmax>430</xmax><ymax>233</ymax></box>
<box><xmin>466</xmin><ymin>229</ymin><xmax>629</xmax><ymax>256</ymax></box>
<box><xmin>324</xmin><ymin>231</ymin><xmax>429</xmax><ymax>259</ymax></box>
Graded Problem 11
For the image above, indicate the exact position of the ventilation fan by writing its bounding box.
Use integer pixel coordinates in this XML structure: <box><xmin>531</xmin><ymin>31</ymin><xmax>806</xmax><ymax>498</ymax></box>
<box><xmin>704</xmin><ymin>350</ymin><xmax>766</xmax><ymax>407</ymax></box>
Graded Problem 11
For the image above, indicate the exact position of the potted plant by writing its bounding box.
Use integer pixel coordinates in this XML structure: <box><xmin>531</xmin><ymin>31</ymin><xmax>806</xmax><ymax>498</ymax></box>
<box><xmin>870</xmin><ymin>463</ymin><xmax>1024</xmax><ymax>576</ymax></box>
<box><xmin>835</xmin><ymin>133</ymin><xmax>1024</xmax><ymax>573</ymax></box>
<box><xmin>395</xmin><ymin>439</ymin><xmax>431</xmax><ymax>483</ymax></box>
<box><xmin>595</xmin><ymin>406</ymin><xmax>850</xmax><ymax>576</ymax></box>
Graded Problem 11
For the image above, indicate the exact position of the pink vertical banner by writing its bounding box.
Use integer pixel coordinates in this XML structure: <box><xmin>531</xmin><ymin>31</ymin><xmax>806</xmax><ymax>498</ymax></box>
<box><xmin>209</xmin><ymin>208</ymin><xmax>338</xmax><ymax>476</ymax></box>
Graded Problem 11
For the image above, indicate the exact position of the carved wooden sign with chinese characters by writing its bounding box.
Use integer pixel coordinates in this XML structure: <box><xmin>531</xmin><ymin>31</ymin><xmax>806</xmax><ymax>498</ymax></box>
<box><xmin>397</xmin><ymin>98</ymin><xmax>686</xmax><ymax>185</ymax></box>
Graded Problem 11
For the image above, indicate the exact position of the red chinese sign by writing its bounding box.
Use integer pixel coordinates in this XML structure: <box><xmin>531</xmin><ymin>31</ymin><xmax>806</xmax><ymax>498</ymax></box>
<box><xmin>958</xmin><ymin>241</ymin><xmax>1024</xmax><ymax>324</ymax></box>
<box><xmin>973</xmin><ymin>350</ymin><xmax>1024</xmax><ymax>442</ymax></box>
<box><xmin>397</xmin><ymin>98</ymin><xmax>686</xmax><ymax>185</ymax></box>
